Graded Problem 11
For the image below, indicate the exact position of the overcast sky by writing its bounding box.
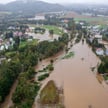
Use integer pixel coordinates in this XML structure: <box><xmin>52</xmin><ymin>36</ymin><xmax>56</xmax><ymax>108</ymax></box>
<box><xmin>0</xmin><ymin>0</ymin><xmax>107</xmax><ymax>4</ymax></box>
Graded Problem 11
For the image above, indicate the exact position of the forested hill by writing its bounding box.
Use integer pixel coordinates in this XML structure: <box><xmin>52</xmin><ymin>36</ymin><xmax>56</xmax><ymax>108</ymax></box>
<box><xmin>0</xmin><ymin>0</ymin><xmax>65</xmax><ymax>14</ymax></box>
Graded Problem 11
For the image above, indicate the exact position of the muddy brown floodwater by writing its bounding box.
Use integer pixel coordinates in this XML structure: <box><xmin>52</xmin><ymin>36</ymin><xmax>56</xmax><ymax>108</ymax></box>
<box><xmin>34</xmin><ymin>40</ymin><xmax>108</xmax><ymax>108</ymax></box>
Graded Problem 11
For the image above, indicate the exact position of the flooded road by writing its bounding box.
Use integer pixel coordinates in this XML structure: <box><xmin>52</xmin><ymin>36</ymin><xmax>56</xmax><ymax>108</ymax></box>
<box><xmin>34</xmin><ymin>40</ymin><xmax>108</xmax><ymax>108</ymax></box>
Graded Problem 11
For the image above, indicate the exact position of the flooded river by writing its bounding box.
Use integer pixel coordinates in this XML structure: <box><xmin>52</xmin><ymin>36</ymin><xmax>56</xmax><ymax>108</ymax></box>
<box><xmin>34</xmin><ymin>40</ymin><xmax>108</xmax><ymax>108</ymax></box>
<box><xmin>2</xmin><ymin>39</ymin><xmax>108</xmax><ymax>108</ymax></box>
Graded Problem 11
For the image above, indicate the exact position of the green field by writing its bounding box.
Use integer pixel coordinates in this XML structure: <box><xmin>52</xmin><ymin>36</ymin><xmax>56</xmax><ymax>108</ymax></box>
<box><xmin>19</xmin><ymin>39</ymin><xmax>38</xmax><ymax>48</ymax></box>
<box><xmin>62</xmin><ymin>52</ymin><xmax>74</xmax><ymax>59</ymax></box>
<box><xmin>75</xmin><ymin>17</ymin><xmax>108</xmax><ymax>25</ymax></box>
<box><xmin>43</xmin><ymin>25</ymin><xmax>63</xmax><ymax>35</ymax></box>
<box><xmin>29</xmin><ymin>24</ymin><xmax>63</xmax><ymax>35</ymax></box>
<box><xmin>40</xmin><ymin>80</ymin><xmax>59</xmax><ymax>104</ymax></box>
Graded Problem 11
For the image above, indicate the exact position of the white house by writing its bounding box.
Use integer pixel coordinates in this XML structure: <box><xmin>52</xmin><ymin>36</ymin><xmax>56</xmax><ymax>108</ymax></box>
<box><xmin>34</xmin><ymin>15</ymin><xmax>45</xmax><ymax>20</ymax></box>
<box><xmin>94</xmin><ymin>34</ymin><xmax>102</xmax><ymax>43</ymax></box>
<box><xmin>0</xmin><ymin>45</ymin><xmax>5</xmax><ymax>51</ymax></box>
<box><xmin>96</xmin><ymin>48</ymin><xmax>104</xmax><ymax>56</ymax></box>
<box><xmin>28</xmin><ymin>14</ymin><xmax>45</xmax><ymax>21</ymax></box>
<box><xmin>0</xmin><ymin>42</ymin><xmax>11</xmax><ymax>51</ymax></box>
<box><xmin>8</xmin><ymin>26</ymin><xmax>15</xmax><ymax>30</ymax></box>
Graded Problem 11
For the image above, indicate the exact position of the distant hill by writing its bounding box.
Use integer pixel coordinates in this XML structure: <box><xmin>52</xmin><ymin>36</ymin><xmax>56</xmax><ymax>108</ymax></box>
<box><xmin>0</xmin><ymin>0</ymin><xmax>65</xmax><ymax>14</ymax></box>
<box><xmin>0</xmin><ymin>4</ymin><xmax>6</xmax><ymax>11</ymax></box>
<box><xmin>63</xmin><ymin>3</ymin><xmax>108</xmax><ymax>10</ymax></box>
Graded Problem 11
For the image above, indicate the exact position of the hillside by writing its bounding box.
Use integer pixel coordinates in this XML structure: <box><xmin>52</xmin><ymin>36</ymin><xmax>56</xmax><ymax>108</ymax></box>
<box><xmin>0</xmin><ymin>0</ymin><xmax>65</xmax><ymax>14</ymax></box>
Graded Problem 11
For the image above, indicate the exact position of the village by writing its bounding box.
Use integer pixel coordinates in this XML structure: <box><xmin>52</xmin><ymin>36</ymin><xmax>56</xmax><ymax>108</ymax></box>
<box><xmin>0</xmin><ymin>9</ymin><xmax>108</xmax><ymax>108</ymax></box>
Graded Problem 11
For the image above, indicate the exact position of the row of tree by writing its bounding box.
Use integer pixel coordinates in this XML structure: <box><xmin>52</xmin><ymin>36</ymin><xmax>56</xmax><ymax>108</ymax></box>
<box><xmin>98</xmin><ymin>57</ymin><xmax>108</xmax><ymax>74</ymax></box>
<box><xmin>0</xmin><ymin>60</ymin><xmax>21</xmax><ymax>103</ymax></box>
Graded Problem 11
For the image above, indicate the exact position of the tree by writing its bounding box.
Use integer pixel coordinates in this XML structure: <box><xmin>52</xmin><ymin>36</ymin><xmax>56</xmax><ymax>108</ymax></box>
<box><xmin>0</xmin><ymin>60</ymin><xmax>21</xmax><ymax>103</ymax></box>
<box><xmin>13</xmin><ymin>36</ymin><xmax>20</xmax><ymax>50</ymax></box>
<box><xmin>67</xmin><ymin>19</ymin><xmax>76</xmax><ymax>40</ymax></box>
<box><xmin>5</xmin><ymin>31</ymin><xmax>13</xmax><ymax>39</ymax></box>
<box><xmin>49</xmin><ymin>30</ymin><xmax>54</xmax><ymax>35</ymax></box>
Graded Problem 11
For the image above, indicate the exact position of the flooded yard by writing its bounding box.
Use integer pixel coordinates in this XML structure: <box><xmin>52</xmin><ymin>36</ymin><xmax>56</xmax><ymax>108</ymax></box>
<box><xmin>26</xmin><ymin>30</ymin><xmax>60</xmax><ymax>42</ymax></box>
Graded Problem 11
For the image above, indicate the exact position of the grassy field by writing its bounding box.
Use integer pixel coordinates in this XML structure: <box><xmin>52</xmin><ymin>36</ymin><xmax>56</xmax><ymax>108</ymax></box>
<box><xmin>19</xmin><ymin>39</ymin><xmax>38</xmax><ymax>48</ymax></box>
<box><xmin>75</xmin><ymin>17</ymin><xmax>108</xmax><ymax>25</ymax></box>
<box><xmin>43</xmin><ymin>25</ymin><xmax>63</xmax><ymax>35</ymax></box>
<box><xmin>40</xmin><ymin>80</ymin><xmax>59</xmax><ymax>104</ymax></box>
<box><xmin>62</xmin><ymin>52</ymin><xmax>74</xmax><ymax>59</ymax></box>
<box><xmin>5</xmin><ymin>51</ymin><xmax>17</xmax><ymax>58</ymax></box>
<box><xmin>29</xmin><ymin>24</ymin><xmax>63</xmax><ymax>35</ymax></box>
<box><xmin>38</xmin><ymin>73</ymin><xmax>49</xmax><ymax>81</ymax></box>
<box><xmin>63</xmin><ymin>11</ymin><xmax>108</xmax><ymax>26</ymax></box>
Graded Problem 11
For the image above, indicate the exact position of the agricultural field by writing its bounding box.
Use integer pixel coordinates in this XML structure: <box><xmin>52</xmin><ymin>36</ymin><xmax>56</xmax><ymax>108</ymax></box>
<box><xmin>63</xmin><ymin>11</ymin><xmax>108</xmax><ymax>25</ymax></box>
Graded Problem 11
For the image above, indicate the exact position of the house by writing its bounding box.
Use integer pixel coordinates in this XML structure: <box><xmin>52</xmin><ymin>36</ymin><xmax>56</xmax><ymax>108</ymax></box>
<box><xmin>96</xmin><ymin>48</ymin><xmax>104</xmax><ymax>56</ymax></box>
<box><xmin>8</xmin><ymin>26</ymin><xmax>15</xmax><ymax>30</ymax></box>
<box><xmin>79</xmin><ymin>22</ymin><xmax>84</xmax><ymax>26</ymax></box>
<box><xmin>13</xmin><ymin>31</ymin><xmax>23</xmax><ymax>37</ymax></box>
<box><xmin>34</xmin><ymin>15</ymin><xmax>45</xmax><ymax>20</ymax></box>
<box><xmin>93</xmin><ymin>25</ymin><xmax>100</xmax><ymax>30</ymax></box>
<box><xmin>61</xmin><ymin>19</ymin><xmax>69</xmax><ymax>23</ymax></box>
<box><xmin>82</xmin><ymin>13</ymin><xmax>92</xmax><ymax>16</ymax></box>
<box><xmin>89</xmin><ymin>37</ymin><xmax>94</xmax><ymax>43</ymax></box>
<box><xmin>82</xmin><ymin>26</ymin><xmax>87</xmax><ymax>29</ymax></box>
<box><xmin>87</xmin><ymin>26</ymin><xmax>92</xmax><ymax>30</ymax></box>
<box><xmin>28</xmin><ymin>27</ymin><xmax>35</xmax><ymax>32</ymax></box>
<box><xmin>28</xmin><ymin>14</ymin><xmax>45</xmax><ymax>21</ymax></box>
<box><xmin>0</xmin><ymin>45</ymin><xmax>5</xmax><ymax>51</ymax></box>
<box><xmin>0</xmin><ymin>41</ymin><xmax>11</xmax><ymax>51</ymax></box>
<box><xmin>94</xmin><ymin>34</ymin><xmax>102</xmax><ymax>43</ymax></box>
<box><xmin>5</xmin><ymin>44</ymin><xmax>9</xmax><ymax>50</ymax></box>
<box><xmin>27</xmin><ymin>38</ymin><xmax>33</xmax><ymax>42</ymax></box>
